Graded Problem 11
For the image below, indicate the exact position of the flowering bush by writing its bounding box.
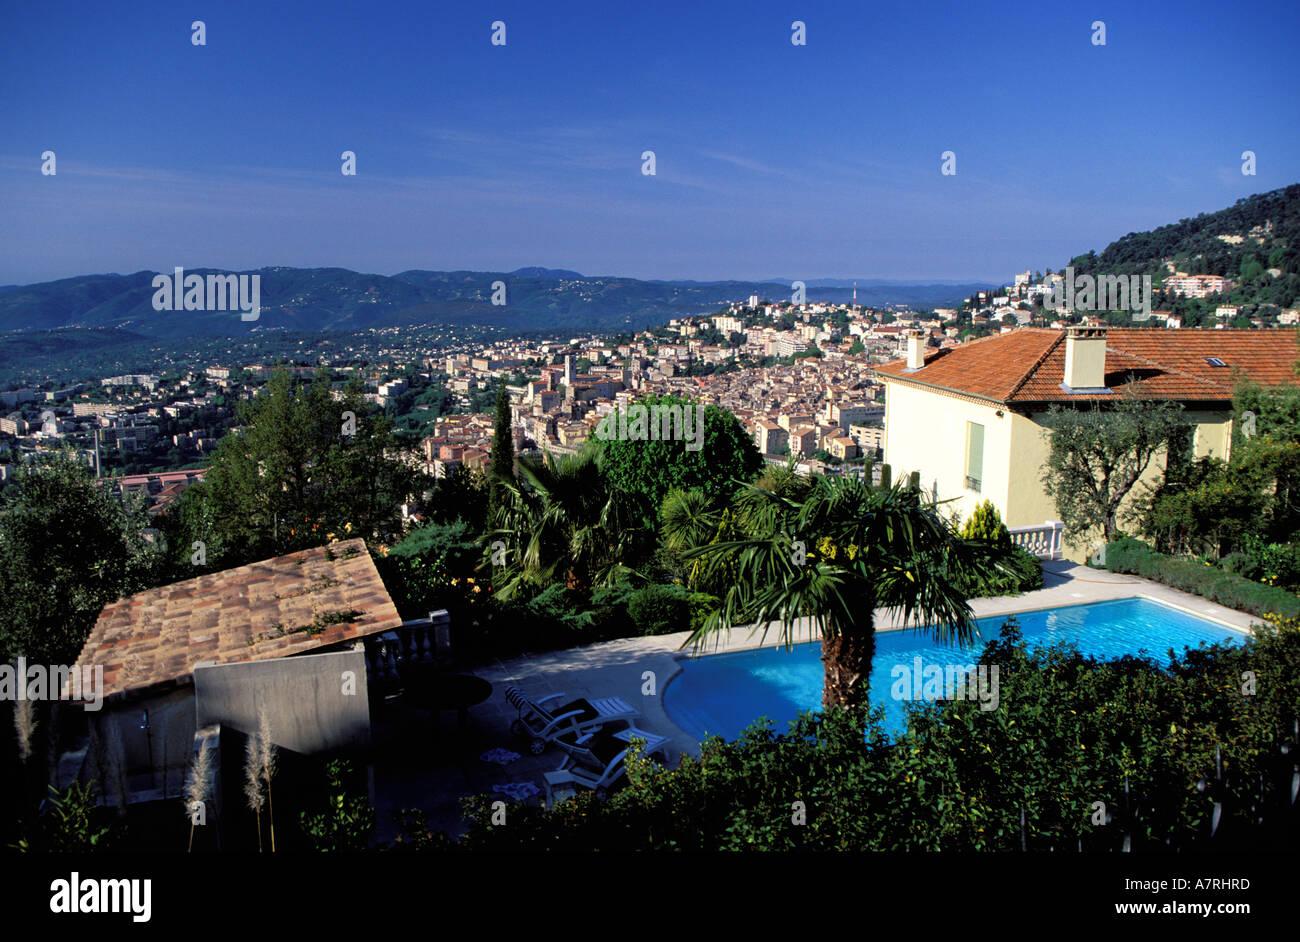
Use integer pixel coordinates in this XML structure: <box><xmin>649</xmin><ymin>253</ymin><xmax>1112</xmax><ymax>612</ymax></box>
<box><xmin>1224</xmin><ymin>537</ymin><xmax>1300</xmax><ymax>592</ymax></box>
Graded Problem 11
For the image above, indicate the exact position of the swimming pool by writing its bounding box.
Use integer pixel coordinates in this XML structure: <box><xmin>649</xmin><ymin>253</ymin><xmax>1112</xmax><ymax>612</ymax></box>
<box><xmin>662</xmin><ymin>597</ymin><xmax>1247</xmax><ymax>741</ymax></box>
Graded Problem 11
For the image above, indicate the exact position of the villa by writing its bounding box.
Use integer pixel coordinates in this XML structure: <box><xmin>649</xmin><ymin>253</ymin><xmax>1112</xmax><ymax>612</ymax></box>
<box><xmin>873</xmin><ymin>326</ymin><xmax>1300</xmax><ymax>561</ymax></box>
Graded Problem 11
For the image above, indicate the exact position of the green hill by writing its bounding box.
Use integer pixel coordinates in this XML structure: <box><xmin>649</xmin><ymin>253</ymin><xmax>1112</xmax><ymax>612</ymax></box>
<box><xmin>1065</xmin><ymin>184</ymin><xmax>1300</xmax><ymax>314</ymax></box>
<box><xmin>0</xmin><ymin>267</ymin><xmax>987</xmax><ymax>339</ymax></box>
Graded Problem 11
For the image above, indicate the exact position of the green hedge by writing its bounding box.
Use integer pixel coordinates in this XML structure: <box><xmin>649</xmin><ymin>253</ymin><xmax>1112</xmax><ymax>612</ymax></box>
<box><xmin>1102</xmin><ymin>538</ymin><xmax>1300</xmax><ymax>619</ymax></box>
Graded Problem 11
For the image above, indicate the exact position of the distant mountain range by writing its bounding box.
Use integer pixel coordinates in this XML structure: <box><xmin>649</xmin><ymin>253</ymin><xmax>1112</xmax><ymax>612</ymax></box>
<box><xmin>3</xmin><ymin>183</ymin><xmax>1295</xmax><ymax>345</ymax></box>
<box><xmin>0</xmin><ymin>266</ymin><xmax>992</xmax><ymax>341</ymax></box>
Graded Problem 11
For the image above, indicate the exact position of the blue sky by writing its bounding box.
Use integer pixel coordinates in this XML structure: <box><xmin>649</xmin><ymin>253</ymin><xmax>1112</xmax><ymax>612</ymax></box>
<box><xmin>1</xmin><ymin>0</ymin><xmax>1297</xmax><ymax>285</ymax></box>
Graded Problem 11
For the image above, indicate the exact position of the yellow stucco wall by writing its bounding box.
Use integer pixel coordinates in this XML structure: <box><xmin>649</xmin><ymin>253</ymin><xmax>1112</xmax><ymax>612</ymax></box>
<box><xmin>883</xmin><ymin>378</ymin><xmax>1234</xmax><ymax>563</ymax></box>
<box><xmin>1006</xmin><ymin>410</ymin><xmax>1058</xmax><ymax>529</ymax></box>
<box><xmin>882</xmin><ymin>380</ymin><xmax>1010</xmax><ymax>527</ymax></box>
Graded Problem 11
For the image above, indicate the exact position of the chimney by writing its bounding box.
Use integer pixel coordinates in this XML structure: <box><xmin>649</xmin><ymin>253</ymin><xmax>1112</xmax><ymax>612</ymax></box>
<box><xmin>905</xmin><ymin>330</ymin><xmax>926</xmax><ymax>370</ymax></box>
<box><xmin>1062</xmin><ymin>326</ymin><xmax>1108</xmax><ymax>391</ymax></box>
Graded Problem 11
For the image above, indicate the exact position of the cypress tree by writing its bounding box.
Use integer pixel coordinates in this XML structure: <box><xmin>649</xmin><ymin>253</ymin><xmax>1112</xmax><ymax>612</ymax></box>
<box><xmin>489</xmin><ymin>377</ymin><xmax>514</xmax><ymax>512</ymax></box>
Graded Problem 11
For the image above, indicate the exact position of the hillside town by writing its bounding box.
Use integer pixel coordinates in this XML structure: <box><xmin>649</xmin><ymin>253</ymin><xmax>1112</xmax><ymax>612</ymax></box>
<box><xmin>3</xmin><ymin>264</ymin><xmax>1299</xmax><ymax>523</ymax></box>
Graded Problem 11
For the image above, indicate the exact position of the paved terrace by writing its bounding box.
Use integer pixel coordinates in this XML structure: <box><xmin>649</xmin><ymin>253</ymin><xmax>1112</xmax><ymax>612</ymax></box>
<box><xmin>369</xmin><ymin>561</ymin><xmax>1262</xmax><ymax>841</ymax></box>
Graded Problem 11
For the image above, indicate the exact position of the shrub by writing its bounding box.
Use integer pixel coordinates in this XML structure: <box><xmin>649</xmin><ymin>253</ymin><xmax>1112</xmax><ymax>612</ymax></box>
<box><xmin>387</xmin><ymin>810</ymin><xmax>461</xmax><ymax>852</ymax></box>
<box><xmin>960</xmin><ymin>499</ymin><xmax>1011</xmax><ymax>547</ymax></box>
<box><xmin>578</xmin><ymin>581</ymin><xmax>630</xmax><ymax>632</ymax></box>
<box><xmin>12</xmin><ymin>781</ymin><xmax>120</xmax><ymax>853</ymax></box>
<box><xmin>374</xmin><ymin>520</ymin><xmax>482</xmax><ymax>620</ymax></box>
<box><xmin>1235</xmin><ymin>538</ymin><xmax>1300</xmax><ymax>592</ymax></box>
<box><xmin>627</xmin><ymin>583</ymin><xmax>691</xmax><ymax>636</ymax></box>
<box><xmin>468</xmin><ymin>589</ymin><xmax>598</xmax><ymax>659</ymax></box>
<box><xmin>947</xmin><ymin>502</ymin><xmax>1039</xmax><ymax>598</ymax></box>
<box><xmin>423</xmin><ymin>579</ymin><xmax>699</xmax><ymax>664</ymax></box>
<box><xmin>1219</xmin><ymin>551</ymin><xmax>1252</xmax><ymax>577</ymax></box>
<box><xmin>950</xmin><ymin>545</ymin><xmax>1042</xmax><ymax>598</ymax></box>
<box><xmin>686</xmin><ymin>592</ymin><xmax>720</xmax><ymax>634</ymax></box>
<box><xmin>1101</xmin><ymin>540</ymin><xmax>1300</xmax><ymax>619</ymax></box>
<box><xmin>299</xmin><ymin>760</ymin><xmax>375</xmax><ymax>852</ymax></box>
<box><xmin>1107</xmin><ymin>535</ymin><xmax>1153</xmax><ymax>555</ymax></box>
<box><xmin>525</xmin><ymin>583</ymin><xmax>589</xmax><ymax>626</ymax></box>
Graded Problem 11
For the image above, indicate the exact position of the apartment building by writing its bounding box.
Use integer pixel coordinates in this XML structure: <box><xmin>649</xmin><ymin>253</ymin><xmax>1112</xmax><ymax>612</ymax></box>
<box><xmin>775</xmin><ymin>337</ymin><xmax>808</xmax><ymax>358</ymax></box>
<box><xmin>825</xmin><ymin>401</ymin><xmax>884</xmax><ymax>429</ymax></box>
<box><xmin>786</xmin><ymin>425</ymin><xmax>818</xmax><ymax>457</ymax></box>
<box><xmin>777</xmin><ymin>413</ymin><xmax>816</xmax><ymax>431</ymax></box>
<box><xmin>825</xmin><ymin>433</ymin><xmax>859</xmax><ymax>461</ymax></box>
<box><xmin>0</xmin><ymin>413</ymin><xmax>29</xmax><ymax>436</ymax></box>
<box><xmin>753</xmin><ymin>420</ymin><xmax>788</xmax><ymax>456</ymax></box>
<box><xmin>848</xmin><ymin>423</ymin><xmax>885</xmax><ymax>454</ymax></box>
<box><xmin>73</xmin><ymin>401</ymin><xmax>120</xmax><ymax>417</ymax></box>
<box><xmin>1164</xmin><ymin>274</ymin><xmax>1234</xmax><ymax>298</ymax></box>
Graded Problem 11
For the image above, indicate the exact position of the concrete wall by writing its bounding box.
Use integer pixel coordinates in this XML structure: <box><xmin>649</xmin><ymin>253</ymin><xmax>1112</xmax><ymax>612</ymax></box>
<box><xmin>87</xmin><ymin>687</ymin><xmax>196</xmax><ymax>801</ymax></box>
<box><xmin>1005</xmin><ymin>410</ymin><xmax>1059</xmax><ymax>531</ymax></box>
<box><xmin>194</xmin><ymin>648</ymin><xmax>371</xmax><ymax>754</ymax></box>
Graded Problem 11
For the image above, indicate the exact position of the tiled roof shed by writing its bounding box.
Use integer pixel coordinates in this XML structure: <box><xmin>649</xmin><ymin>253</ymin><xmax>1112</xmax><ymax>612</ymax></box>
<box><xmin>873</xmin><ymin>327</ymin><xmax>1300</xmax><ymax>405</ymax></box>
<box><xmin>72</xmin><ymin>538</ymin><xmax>402</xmax><ymax>705</ymax></box>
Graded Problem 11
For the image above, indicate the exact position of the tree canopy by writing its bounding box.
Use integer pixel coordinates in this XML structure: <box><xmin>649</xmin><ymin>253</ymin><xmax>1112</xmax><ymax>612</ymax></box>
<box><xmin>169</xmin><ymin>367</ymin><xmax>424</xmax><ymax>570</ymax></box>
<box><xmin>590</xmin><ymin>393</ymin><xmax>763</xmax><ymax>524</ymax></box>
<box><xmin>0</xmin><ymin>452</ymin><xmax>161</xmax><ymax>663</ymax></box>
<box><xmin>1040</xmin><ymin>397</ymin><xmax>1189</xmax><ymax>548</ymax></box>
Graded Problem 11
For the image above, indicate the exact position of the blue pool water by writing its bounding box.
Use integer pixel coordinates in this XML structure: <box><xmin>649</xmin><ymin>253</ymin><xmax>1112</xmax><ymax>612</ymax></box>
<box><xmin>662</xmin><ymin>597</ymin><xmax>1246</xmax><ymax>741</ymax></box>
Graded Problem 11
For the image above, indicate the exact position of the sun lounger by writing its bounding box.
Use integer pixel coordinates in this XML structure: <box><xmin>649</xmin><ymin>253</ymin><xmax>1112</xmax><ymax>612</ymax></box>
<box><xmin>504</xmin><ymin>685</ymin><xmax>639</xmax><ymax>755</ymax></box>
<box><xmin>543</xmin><ymin>725</ymin><xmax>670</xmax><ymax>804</ymax></box>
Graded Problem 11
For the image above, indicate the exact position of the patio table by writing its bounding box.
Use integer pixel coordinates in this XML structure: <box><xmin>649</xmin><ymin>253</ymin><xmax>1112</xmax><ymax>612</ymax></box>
<box><xmin>398</xmin><ymin>665</ymin><xmax>492</xmax><ymax>728</ymax></box>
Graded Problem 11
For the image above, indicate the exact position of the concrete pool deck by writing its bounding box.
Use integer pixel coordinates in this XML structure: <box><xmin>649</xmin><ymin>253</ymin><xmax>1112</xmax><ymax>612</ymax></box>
<box><xmin>369</xmin><ymin>561</ymin><xmax>1267</xmax><ymax>839</ymax></box>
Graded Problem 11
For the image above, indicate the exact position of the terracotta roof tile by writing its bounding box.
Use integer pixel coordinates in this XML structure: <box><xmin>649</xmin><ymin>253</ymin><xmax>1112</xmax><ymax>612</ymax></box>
<box><xmin>873</xmin><ymin>327</ymin><xmax>1300</xmax><ymax>404</ymax></box>
<box><xmin>72</xmin><ymin>538</ymin><xmax>401</xmax><ymax>704</ymax></box>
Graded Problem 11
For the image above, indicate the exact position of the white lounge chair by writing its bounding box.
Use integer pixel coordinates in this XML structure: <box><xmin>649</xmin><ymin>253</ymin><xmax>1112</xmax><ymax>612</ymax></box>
<box><xmin>543</xmin><ymin>725</ymin><xmax>670</xmax><ymax>804</ymax></box>
<box><xmin>504</xmin><ymin>685</ymin><xmax>639</xmax><ymax>755</ymax></box>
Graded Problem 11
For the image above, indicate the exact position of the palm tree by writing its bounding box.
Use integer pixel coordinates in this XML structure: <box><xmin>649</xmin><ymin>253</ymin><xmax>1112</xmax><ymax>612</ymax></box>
<box><xmin>484</xmin><ymin>449</ymin><xmax>637</xmax><ymax>597</ymax></box>
<box><xmin>660</xmin><ymin>486</ymin><xmax>725</xmax><ymax>591</ymax></box>
<box><xmin>681</xmin><ymin>472</ymin><xmax>1001</xmax><ymax>713</ymax></box>
<box><xmin>660</xmin><ymin>486</ymin><xmax>719</xmax><ymax>556</ymax></box>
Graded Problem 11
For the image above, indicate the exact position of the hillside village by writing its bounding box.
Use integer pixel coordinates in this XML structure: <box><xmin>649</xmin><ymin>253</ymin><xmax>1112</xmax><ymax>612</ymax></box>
<box><xmin>3</xmin><ymin>259</ymin><xmax>1299</xmax><ymax>526</ymax></box>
